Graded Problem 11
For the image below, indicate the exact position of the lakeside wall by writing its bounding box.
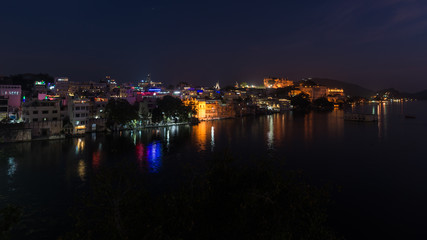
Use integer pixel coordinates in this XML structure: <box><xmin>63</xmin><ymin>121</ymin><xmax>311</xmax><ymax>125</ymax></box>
<box><xmin>0</xmin><ymin>124</ymin><xmax>32</xmax><ymax>143</ymax></box>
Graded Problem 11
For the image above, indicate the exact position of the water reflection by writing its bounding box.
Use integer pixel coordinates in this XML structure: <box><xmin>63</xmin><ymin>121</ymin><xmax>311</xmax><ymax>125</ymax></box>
<box><xmin>78</xmin><ymin>159</ymin><xmax>86</xmax><ymax>181</ymax></box>
<box><xmin>166</xmin><ymin>129</ymin><xmax>170</xmax><ymax>150</ymax></box>
<box><xmin>304</xmin><ymin>113</ymin><xmax>313</xmax><ymax>143</ymax></box>
<box><xmin>136</xmin><ymin>143</ymin><xmax>145</xmax><ymax>169</ymax></box>
<box><xmin>92</xmin><ymin>151</ymin><xmax>101</xmax><ymax>170</ymax></box>
<box><xmin>327</xmin><ymin>110</ymin><xmax>344</xmax><ymax>138</ymax></box>
<box><xmin>193</xmin><ymin>121</ymin><xmax>208</xmax><ymax>151</ymax></box>
<box><xmin>8</xmin><ymin>157</ymin><xmax>17</xmax><ymax>177</ymax></box>
<box><xmin>377</xmin><ymin>103</ymin><xmax>388</xmax><ymax>139</ymax></box>
<box><xmin>267</xmin><ymin>115</ymin><xmax>274</xmax><ymax>150</ymax></box>
<box><xmin>211</xmin><ymin>126</ymin><xmax>215</xmax><ymax>152</ymax></box>
<box><xmin>75</xmin><ymin>138</ymin><xmax>85</xmax><ymax>155</ymax></box>
<box><xmin>134</xmin><ymin>141</ymin><xmax>163</xmax><ymax>173</ymax></box>
<box><xmin>147</xmin><ymin>142</ymin><xmax>162</xmax><ymax>173</ymax></box>
<box><xmin>8</xmin><ymin>157</ymin><xmax>17</xmax><ymax>190</ymax></box>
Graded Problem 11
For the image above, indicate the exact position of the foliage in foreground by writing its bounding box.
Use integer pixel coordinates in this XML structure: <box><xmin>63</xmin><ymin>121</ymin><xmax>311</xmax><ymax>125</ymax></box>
<box><xmin>152</xmin><ymin>96</ymin><xmax>195</xmax><ymax>123</ymax></box>
<box><xmin>105</xmin><ymin>99</ymin><xmax>139</xmax><ymax>128</ymax></box>
<box><xmin>64</xmin><ymin>155</ymin><xmax>341</xmax><ymax>240</ymax></box>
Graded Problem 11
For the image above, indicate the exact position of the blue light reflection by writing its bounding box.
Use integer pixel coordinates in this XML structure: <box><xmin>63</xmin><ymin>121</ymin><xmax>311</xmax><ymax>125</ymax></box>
<box><xmin>146</xmin><ymin>141</ymin><xmax>162</xmax><ymax>173</ymax></box>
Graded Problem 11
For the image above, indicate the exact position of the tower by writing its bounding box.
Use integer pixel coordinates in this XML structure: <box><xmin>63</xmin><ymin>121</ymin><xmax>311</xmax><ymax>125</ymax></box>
<box><xmin>214</xmin><ymin>81</ymin><xmax>220</xmax><ymax>90</ymax></box>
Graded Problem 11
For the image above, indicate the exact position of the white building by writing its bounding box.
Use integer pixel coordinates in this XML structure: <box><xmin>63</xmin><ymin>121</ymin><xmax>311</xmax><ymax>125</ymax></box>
<box><xmin>22</xmin><ymin>100</ymin><xmax>60</xmax><ymax>123</ymax></box>
<box><xmin>69</xmin><ymin>99</ymin><xmax>90</xmax><ymax>133</ymax></box>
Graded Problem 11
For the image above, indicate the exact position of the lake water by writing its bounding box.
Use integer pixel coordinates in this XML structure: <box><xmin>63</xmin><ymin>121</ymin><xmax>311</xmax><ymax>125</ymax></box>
<box><xmin>1</xmin><ymin>101</ymin><xmax>427</xmax><ymax>239</ymax></box>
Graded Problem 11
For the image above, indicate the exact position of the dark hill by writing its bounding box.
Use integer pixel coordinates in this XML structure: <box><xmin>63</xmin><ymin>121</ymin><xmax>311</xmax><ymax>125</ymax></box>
<box><xmin>413</xmin><ymin>90</ymin><xmax>427</xmax><ymax>100</ymax></box>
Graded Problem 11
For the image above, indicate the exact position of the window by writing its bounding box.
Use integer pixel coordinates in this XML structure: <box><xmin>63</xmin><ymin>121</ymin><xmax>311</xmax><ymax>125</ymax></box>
<box><xmin>33</xmin><ymin>111</ymin><xmax>38</xmax><ymax>114</ymax></box>
<box><xmin>53</xmin><ymin>117</ymin><xmax>57</xmax><ymax>121</ymax></box>
<box><xmin>75</xmin><ymin>107</ymin><xmax>80</xmax><ymax>110</ymax></box>
<box><xmin>33</xmin><ymin>118</ymin><xmax>38</xmax><ymax>122</ymax></box>
<box><xmin>42</xmin><ymin>110</ymin><xmax>48</xmax><ymax>114</ymax></box>
<box><xmin>76</xmin><ymin>113</ymin><xmax>80</xmax><ymax>117</ymax></box>
<box><xmin>52</xmin><ymin>110</ymin><xmax>58</xmax><ymax>113</ymax></box>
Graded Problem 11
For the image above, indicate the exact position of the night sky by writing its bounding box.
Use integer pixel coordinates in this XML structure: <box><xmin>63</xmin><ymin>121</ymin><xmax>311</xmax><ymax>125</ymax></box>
<box><xmin>1</xmin><ymin>0</ymin><xmax>427</xmax><ymax>92</ymax></box>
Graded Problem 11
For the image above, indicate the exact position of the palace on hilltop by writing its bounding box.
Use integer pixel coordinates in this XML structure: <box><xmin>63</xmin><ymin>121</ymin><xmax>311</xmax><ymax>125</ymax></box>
<box><xmin>264</xmin><ymin>77</ymin><xmax>294</xmax><ymax>89</ymax></box>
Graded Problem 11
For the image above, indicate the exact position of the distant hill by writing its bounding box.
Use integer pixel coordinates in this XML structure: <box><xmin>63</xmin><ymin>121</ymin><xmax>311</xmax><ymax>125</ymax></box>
<box><xmin>413</xmin><ymin>90</ymin><xmax>427</xmax><ymax>100</ymax></box>
<box><xmin>310</xmin><ymin>78</ymin><xmax>374</xmax><ymax>98</ymax></box>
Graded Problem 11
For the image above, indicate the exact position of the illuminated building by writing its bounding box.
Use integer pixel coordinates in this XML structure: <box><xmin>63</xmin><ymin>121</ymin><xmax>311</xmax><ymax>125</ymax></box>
<box><xmin>54</xmin><ymin>77</ymin><xmax>69</xmax><ymax>84</ymax></box>
<box><xmin>183</xmin><ymin>98</ymin><xmax>206</xmax><ymax>119</ymax></box>
<box><xmin>0</xmin><ymin>85</ymin><xmax>22</xmax><ymax>109</ymax></box>
<box><xmin>327</xmin><ymin>88</ymin><xmax>344</xmax><ymax>95</ymax></box>
<box><xmin>0</xmin><ymin>96</ymin><xmax>8</xmax><ymax>120</ymax></box>
<box><xmin>264</xmin><ymin>77</ymin><xmax>294</xmax><ymax>88</ymax></box>
<box><xmin>327</xmin><ymin>88</ymin><xmax>345</xmax><ymax>103</ymax></box>
<box><xmin>256</xmin><ymin>98</ymin><xmax>290</xmax><ymax>112</ymax></box>
<box><xmin>22</xmin><ymin>100</ymin><xmax>60</xmax><ymax>123</ymax></box>
<box><xmin>92</xmin><ymin>97</ymin><xmax>108</xmax><ymax>119</ymax></box>
<box><xmin>299</xmin><ymin>85</ymin><xmax>328</xmax><ymax>101</ymax></box>
<box><xmin>223</xmin><ymin>91</ymin><xmax>241</xmax><ymax>102</ymax></box>
<box><xmin>184</xmin><ymin>98</ymin><xmax>235</xmax><ymax>120</ymax></box>
<box><xmin>289</xmin><ymin>89</ymin><xmax>302</xmax><ymax>97</ymax></box>
<box><xmin>138</xmin><ymin>74</ymin><xmax>162</xmax><ymax>89</ymax></box>
<box><xmin>69</xmin><ymin>99</ymin><xmax>90</xmax><ymax>134</ymax></box>
<box><xmin>22</xmin><ymin>99</ymin><xmax>63</xmax><ymax>137</ymax></box>
<box><xmin>68</xmin><ymin>81</ymin><xmax>107</xmax><ymax>96</ymax></box>
<box><xmin>278</xmin><ymin>99</ymin><xmax>292</xmax><ymax>111</ymax></box>
<box><xmin>181</xmin><ymin>88</ymin><xmax>206</xmax><ymax>99</ymax></box>
<box><xmin>54</xmin><ymin>78</ymin><xmax>70</xmax><ymax>97</ymax></box>
<box><xmin>205</xmin><ymin>100</ymin><xmax>235</xmax><ymax>120</ymax></box>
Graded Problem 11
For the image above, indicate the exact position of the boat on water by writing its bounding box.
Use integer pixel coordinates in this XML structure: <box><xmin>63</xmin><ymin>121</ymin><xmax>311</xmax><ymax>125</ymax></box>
<box><xmin>344</xmin><ymin>113</ymin><xmax>378</xmax><ymax>122</ymax></box>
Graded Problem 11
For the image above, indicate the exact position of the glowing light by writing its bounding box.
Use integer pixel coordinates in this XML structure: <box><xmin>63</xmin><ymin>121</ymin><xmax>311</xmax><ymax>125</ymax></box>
<box><xmin>136</xmin><ymin>143</ymin><xmax>145</xmax><ymax>169</ymax></box>
<box><xmin>211</xmin><ymin>126</ymin><xmax>215</xmax><ymax>152</ymax></box>
<box><xmin>166</xmin><ymin>129</ymin><xmax>170</xmax><ymax>150</ymax></box>
<box><xmin>35</xmin><ymin>81</ymin><xmax>45</xmax><ymax>85</ymax></box>
<box><xmin>148</xmin><ymin>88</ymin><xmax>161</xmax><ymax>92</ymax></box>
<box><xmin>8</xmin><ymin>157</ymin><xmax>17</xmax><ymax>177</ymax></box>
<box><xmin>75</xmin><ymin>138</ymin><xmax>85</xmax><ymax>154</ymax></box>
<box><xmin>267</xmin><ymin>115</ymin><xmax>274</xmax><ymax>149</ymax></box>
<box><xmin>78</xmin><ymin>159</ymin><xmax>86</xmax><ymax>181</ymax></box>
<box><xmin>146</xmin><ymin>142</ymin><xmax>162</xmax><ymax>173</ymax></box>
<box><xmin>92</xmin><ymin>151</ymin><xmax>101</xmax><ymax>169</ymax></box>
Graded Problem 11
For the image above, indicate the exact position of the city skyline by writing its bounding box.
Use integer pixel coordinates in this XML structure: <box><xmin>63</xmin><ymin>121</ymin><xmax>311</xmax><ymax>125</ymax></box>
<box><xmin>2</xmin><ymin>0</ymin><xmax>427</xmax><ymax>92</ymax></box>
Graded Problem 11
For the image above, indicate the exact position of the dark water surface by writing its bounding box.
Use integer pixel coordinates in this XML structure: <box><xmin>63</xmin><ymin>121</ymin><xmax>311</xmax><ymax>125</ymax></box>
<box><xmin>1</xmin><ymin>102</ymin><xmax>427</xmax><ymax>239</ymax></box>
